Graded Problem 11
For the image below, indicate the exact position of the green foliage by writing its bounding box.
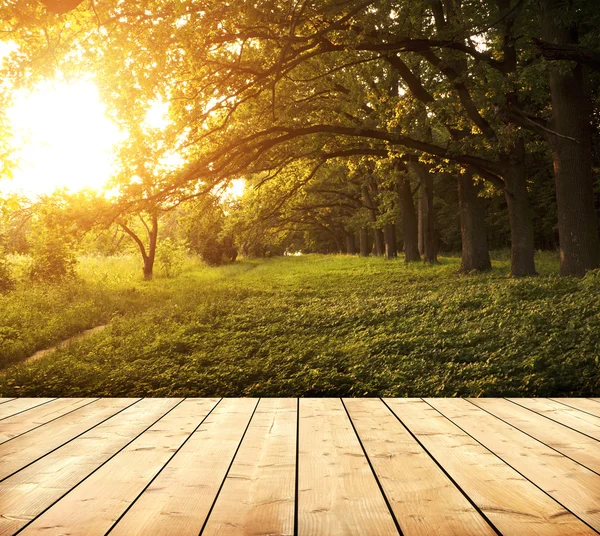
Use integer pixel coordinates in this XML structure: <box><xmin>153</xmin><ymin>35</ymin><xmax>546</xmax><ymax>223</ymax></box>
<box><xmin>0</xmin><ymin>252</ymin><xmax>15</xmax><ymax>293</ymax></box>
<box><xmin>1</xmin><ymin>253</ymin><xmax>598</xmax><ymax>397</ymax></box>
<box><xmin>156</xmin><ymin>238</ymin><xmax>186</xmax><ymax>278</ymax></box>
<box><xmin>181</xmin><ymin>195</ymin><xmax>238</xmax><ymax>265</ymax></box>
<box><xmin>28</xmin><ymin>226</ymin><xmax>77</xmax><ymax>282</ymax></box>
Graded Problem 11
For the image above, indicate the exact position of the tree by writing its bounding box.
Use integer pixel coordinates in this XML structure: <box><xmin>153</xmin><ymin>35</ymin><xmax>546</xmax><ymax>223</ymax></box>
<box><xmin>3</xmin><ymin>0</ymin><xmax>600</xmax><ymax>277</ymax></box>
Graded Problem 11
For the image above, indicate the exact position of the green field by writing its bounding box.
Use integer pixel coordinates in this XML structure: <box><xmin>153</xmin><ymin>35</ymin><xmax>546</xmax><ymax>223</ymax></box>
<box><xmin>1</xmin><ymin>253</ymin><xmax>599</xmax><ymax>397</ymax></box>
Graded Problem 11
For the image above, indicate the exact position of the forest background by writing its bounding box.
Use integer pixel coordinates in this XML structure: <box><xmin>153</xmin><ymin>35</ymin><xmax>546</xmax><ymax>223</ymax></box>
<box><xmin>0</xmin><ymin>0</ymin><xmax>599</xmax><ymax>397</ymax></box>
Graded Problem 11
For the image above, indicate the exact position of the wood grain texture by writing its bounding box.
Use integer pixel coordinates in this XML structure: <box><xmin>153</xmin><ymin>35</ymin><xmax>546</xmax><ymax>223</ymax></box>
<box><xmin>469</xmin><ymin>398</ymin><xmax>600</xmax><ymax>473</ymax></box>
<box><xmin>509</xmin><ymin>398</ymin><xmax>600</xmax><ymax>441</ymax></box>
<box><xmin>427</xmin><ymin>398</ymin><xmax>600</xmax><ymax>532</ymax></box>
<box><xmin>344</xmin><ymin>398</ymin><xmax>495</xmax><ymax>536</ymax></box>
<box><xmin>110</xmin><ymin>397</ymin><xmax>257</xmax><ymax>536</ymax></box>
<box><xmin>0</xmin><ymin>398</ymin><xmax>55</xmax><ymax>420</ymax></box>
<box><xmin>0</xmin><ymin>398</ymin><xmax>179</xmax><ymax>536</ymax></box>
<box><xmin>0</xmin><ymin>397</ymin><xmax>94</xmax><ymax>444</ymax></box>
<box><xmin>0</xmin><ymin>398</ymin><xmax>16</xmax><ymax>405</ymax></box>
<box><xmin>551</xmin><ymin>398</ymin><xmax>600</xmax><ymax>418</ymax></box>
<box><xmin>0</xmin><ymin>398</ymin><xmax>138</xmax><ymax>481</ymax></box>
<box><xmin>19</xmin><ymin>398</ymin><xmax>216</xmax><ymax>536</ymax></box>
<box><xmin>1</xmin><ymin>398</ymin><xmax>598</xmax><ymax>535</ymax></box>
<box><xmin>386</xmin><ymin>398</ymin><xmax>596</xmax><ymax>536</ymax></box>
<box><xmin>202</xmin><ymin>398</ymin><xmax>297</xmax><ymax>536</ymax></box>
<box><xmin>297</xmin><ymin>398</ymin><xmax>398</xmax><ymax>536</ymax></box>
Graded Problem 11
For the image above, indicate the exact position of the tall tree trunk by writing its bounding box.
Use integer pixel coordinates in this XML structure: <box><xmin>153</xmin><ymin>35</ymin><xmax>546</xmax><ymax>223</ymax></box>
<box><xmin>345</xmin><ymin>232</ymin><xmax>356</xmax><ymax>255</ymax></box>
<box><xmin>359</xmin><ymin>228</ymin><xmax>370</xmax><ymax>256</ymax></box>
<box><xmin>502</xmin><ymin>138</ymin><xmax>537</xmax><ymax>276</ymax></box>
<box><xmin>383</xmin><ymin>223</ymin><xmax>397</xmax><ymax>259</ymax></box>
<box><xmin>373</xmin><ymin>228</ymin><xmax>384</xmax><ymax>256</ymax></box>
<box><xmin>119</xmin><ymin>215</ymin><xmax>158</xmax><ymax>281</ymax></box>
<box><xmin>540</xmin><ymin>0</ymin><xmax>600</xmax><ymax>276</ymax></box>
<box><xmin>418</xmin><ymin>192</ymin><xmax>425</xmax><ymax>256</ymax></box>
<box><xmin>332</xmin><ymin>231</ymin><xmax>344</xmax><ymax>253</ymax></box>
<box><xmin>398</xmin><ymin>176</ymin><xmax>421</xmax><ymax>262</ymax></box>
<box><xmin>144</xmin><ymin>215</ymin><xmax>158</xmax><ymax>280</ymax></box>
<box><xmin>362</xmin><ymin>185</ymin><xmax>384</xmax><ymax>256</ymax></box>
<box><xmin>411</xmin><ymin>161</ymin><xmax>438</xmax><ymax>263</ymax></box>
<box><xmin>458</xmin><ymin>168</ymin><xmax>491</xmax><ymax>272</ymax></box>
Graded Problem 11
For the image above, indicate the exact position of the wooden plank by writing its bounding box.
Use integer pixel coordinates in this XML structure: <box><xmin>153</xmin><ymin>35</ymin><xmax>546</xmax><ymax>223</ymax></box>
<box><xmin>0</xmin><ymin>398</ymin><xmax>139</xmax><ymax>481</ymax></box>
<box><xmin>110</xmin><ymin>398</ymin><xmax>258</xmax><ymax>536</ymax></box>
<box><xmin>20</xmin><ymin>398</ymin><xmax>217</xmax><ymax>536</ymax></box>
<box><xmin>0</xmin><ymin>397</ymin><xmax>95</xmax><ymax>444</ymax></box>
<box><xmin>199</xmin><ymin>399</ymin><xmax>297</xmax><ymax>536</ymax></box>
<box><xmin>0</xmin><ymin>398</ymin><xmax>55</xmax><ymax>420</ymax></box>
<box><xmin>509</xmin><ymin>398</ymin><xmax>600</xmax><ymax>441</ymax></box>
<box><xmin>0</xmin><ymin>398</ymin><xmax>16</xmax><ymax>405</ymax></box>
<box><xmin>386</xmin><ymin>398</ymin><xmax>596</xmax><ymax>536</ymax></box>
<box><xmin>551</xmin><ymin>398</ymin><xmax>600</xmax><ymax>418</ymax></box>
<box><xmin>0</xmin><ymin>398</ymin><xmax>180</xmax><ymax>536</ymax></box>
<box><xmin>470</xmin><ymin>398</ymin><xmax>600</xmax><ymax>473</ymax></box>
<box><xmin>427</xmin><ymin>398</ymin><xmax>600</xmax><ymax>532</ymax></box>
<box><xmin>344</xmin><ymin>398</ymin><xmax>495</xmax><ymax>536</ymax></box>
<box><xmin>297</xmin><ymin>398</ymin><xmax>398</xmax><ymax>536</ymax></box>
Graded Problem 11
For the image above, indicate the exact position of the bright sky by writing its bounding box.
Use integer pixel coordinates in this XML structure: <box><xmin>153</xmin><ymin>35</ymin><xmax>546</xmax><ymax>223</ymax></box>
<box><xmin>0</xmin><ymin>76</ymin><xmax>245</xmax><ymax>201</ymax></box>
<box><xmin>1</xmin><ymin>79</ymin><xmax>124</xmax><ymax>197</ymax></box>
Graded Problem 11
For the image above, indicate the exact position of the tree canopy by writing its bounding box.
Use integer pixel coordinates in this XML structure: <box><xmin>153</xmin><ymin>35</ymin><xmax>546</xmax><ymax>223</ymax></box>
<box><xmin>1</xmin><ymin>0</ymin><xmax>600</xmax><ymax>277</ymax></box>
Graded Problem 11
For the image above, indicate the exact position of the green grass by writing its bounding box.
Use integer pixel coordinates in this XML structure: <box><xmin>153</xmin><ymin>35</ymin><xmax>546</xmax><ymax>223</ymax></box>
<box><xmin>1</xmin><ymin>252</ymin><xmax>599</xmax><ymax>397</ymax></box>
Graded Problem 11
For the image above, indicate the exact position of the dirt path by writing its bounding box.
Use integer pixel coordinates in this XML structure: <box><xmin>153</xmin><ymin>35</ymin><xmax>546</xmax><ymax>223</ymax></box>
<box><xmin>3</xmin><ymin>325</ymin><xmax>108</xmax><ymax>373</ymax></box>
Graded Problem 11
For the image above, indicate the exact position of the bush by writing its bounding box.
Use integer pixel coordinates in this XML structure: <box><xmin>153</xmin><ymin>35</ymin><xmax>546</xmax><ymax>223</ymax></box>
<box><xmin>156</xmin><ymin>238</ymin><xmax>186</xmax><ymax>278</ymax></box>
<box><xmin>29</xmin><ymin>234</ymin><xmax>77</xmax><ymax>282</ymax></box>
<box><xmin>0</xmin><ymin>255</ymin><xmax>15</xmax><ymax>293</ymax></box>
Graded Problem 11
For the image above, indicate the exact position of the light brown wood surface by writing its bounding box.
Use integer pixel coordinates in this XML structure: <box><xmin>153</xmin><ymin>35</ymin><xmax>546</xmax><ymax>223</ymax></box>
<box><xmin>0</xmin><ymin>397</ymin><xmax>94</xmax><ymax>444</ymax></box>
<box><xmin>0</xmin><ymin>398</ymin><xmax>138</xmax><ymax>481</ymax></box>
<box><xmin>201</xmin><ymin>398</ymin><xmax>297</xmax><ymax>536</ymax></box>
<box><xmin>110</xmin><ymin>397</ymin><xmax>257</xmax><ymax>536</ymax></box>
<box><xmin>469</xmin><ymin>398</ymin><xmax>600</xmax><ymax>474</ymax></box>
<box><xmin>0</xmin><ymin>398</ymin><xmax>180</xmax><ymax>536</ymax></box>
<box><xmin>0</xmin><ymin>398</ymin><xmax>55</xmax><ymax>420</ymax></box>
<box><xmin>551</xmin><ymin>398</ymin><xmax>600</xmax><ymax>418</ymax></box>
<box><xmin>428</xmin><ymin>398</ymin><xmax>600</xmax><ymax>532</ymax></box>
<box><xmin>297</xmin><ymin>398</ymin><xmax>399</xmax><ymax>535</ymax></box>
<box><xmin>387</xmin><ymin>398</ymin><xmax>596</xmax><ymax>536</ymax></box>
<box><xmin>0</xmin><ymin>398</ymin><xmax>598</xmax><ymax>536</ymax></box>
<box><xmin>344</xmin><ymin>398</ymin><xmax>495</xmax><ymax>536</ymax></box>
<box><xmin>509</xmin><ymin>398</ymin><xmax>600</xmax><ymax>441</ymax></box>
<box><xmin>20</xmin><ymin>398</ymin><xmax>217</xmax><ymax>536</ymax></box>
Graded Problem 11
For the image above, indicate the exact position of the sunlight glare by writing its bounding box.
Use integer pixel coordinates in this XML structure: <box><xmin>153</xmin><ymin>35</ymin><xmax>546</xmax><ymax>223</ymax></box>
<box><xmin>1</xmin><ymin>79</ymin><xmax>123</xmax><ymax>197</ymax></box>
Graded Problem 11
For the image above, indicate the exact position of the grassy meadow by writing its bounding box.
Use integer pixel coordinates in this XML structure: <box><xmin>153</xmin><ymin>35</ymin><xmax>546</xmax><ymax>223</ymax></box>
<box><xmin>1</xmin><ymin>252</ymin><xmax>599</xmax><ymax>397</ymax></box>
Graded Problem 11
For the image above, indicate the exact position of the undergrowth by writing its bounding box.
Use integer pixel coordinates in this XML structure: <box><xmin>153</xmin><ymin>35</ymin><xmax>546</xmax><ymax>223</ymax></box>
<box><xmin>1</xmin><ymin>251</ymin><xmax>598</xmax><ymax>397</ymax></box>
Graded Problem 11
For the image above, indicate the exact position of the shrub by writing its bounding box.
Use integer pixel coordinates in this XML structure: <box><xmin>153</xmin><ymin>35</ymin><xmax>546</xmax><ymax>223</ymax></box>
<box><xmin>156</xmin><ymin>238</ymin><xmax>186</xmax><ymax>278</ymax></box>
<box><xmin>29</xmin><ymin>233</ymin><xmax>77</xmax><ymax>282</ymax></box>
<box><xmin>0</xmin><ymin>254</ymin><xmax>15</xmax><ymax>293</ymax></box>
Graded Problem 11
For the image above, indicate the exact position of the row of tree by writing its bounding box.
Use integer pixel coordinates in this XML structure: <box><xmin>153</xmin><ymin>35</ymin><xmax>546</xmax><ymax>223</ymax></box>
<box><xmin>1</xmin><ymin>0</ymin><xmax>599</xmax><ymax>277</ymax></box>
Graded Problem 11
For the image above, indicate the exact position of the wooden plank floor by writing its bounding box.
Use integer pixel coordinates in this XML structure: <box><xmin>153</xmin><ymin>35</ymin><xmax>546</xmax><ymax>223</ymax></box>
<box><xmin>0</xmin><ymin>398</ymin><xmax>599</xmax><ymax>535</ymax></box>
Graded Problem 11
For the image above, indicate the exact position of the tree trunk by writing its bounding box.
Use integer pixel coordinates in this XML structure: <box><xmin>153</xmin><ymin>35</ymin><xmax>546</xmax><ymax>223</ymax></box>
<box><xmin>411</xmin><ymin>161</ymin><xmax>438</xmax><ymax>263</ymax></box>
<box><xmin>373</xmin><ymin>228</ymin><xmax>384</xmax><ymax>256</ymax></box>
<box><xmin>540</xmin><ymin>0</ymin><xmax>600</xmax><ymax>276</ymax></box>
<box><xmin>458</xmin><ymin>168</ymin><xmax>491</xmax><ymax>272</ymax></box>
<box><xmin>502</xmin><ymin>138</ymin><xmax>537</xmax><ymax>276</ymax></box>
<box><xmin>398</xmin><ymin>176</ymin><xmax>420</xmax><ymax>262</ymax></box>
<box><xmin>345</xmin><ymin>232</ymin><xmax>356</xmax><ymax>255</ymax></box>
<box><xmin>418</xmin><ymin>192</ymin><xmax>425</xmax><ymax>256</ymax></box>
<box><xmin>332</xmin><ymin>231</ymin><xmax>344</xmax><ymax>253</ymax></box>
<box><xmin>359</xmin><ymin>228</ymin><xmax>369</xmax><ymax>256</ymax></box>
<box><xmin>383</xmin><ymin>223</ymin><xmax>397</xmax><ymax>259</ymax></box>
<box><xmin>362</xmin><ymin>185</ymin><xmax>384</xmax><ymax>256</ymax></box>
<box><xmin>143</xmin><ymin>215</ymin><xmax>158</xmax><ymax>280</ymax></box>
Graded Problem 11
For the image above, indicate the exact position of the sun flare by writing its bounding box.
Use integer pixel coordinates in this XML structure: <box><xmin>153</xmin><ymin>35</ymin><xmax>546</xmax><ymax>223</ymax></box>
<box><xmin>1</xmin><ymin>79</ymin><xmax>123</xmax><ymax>197</ymax></box>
